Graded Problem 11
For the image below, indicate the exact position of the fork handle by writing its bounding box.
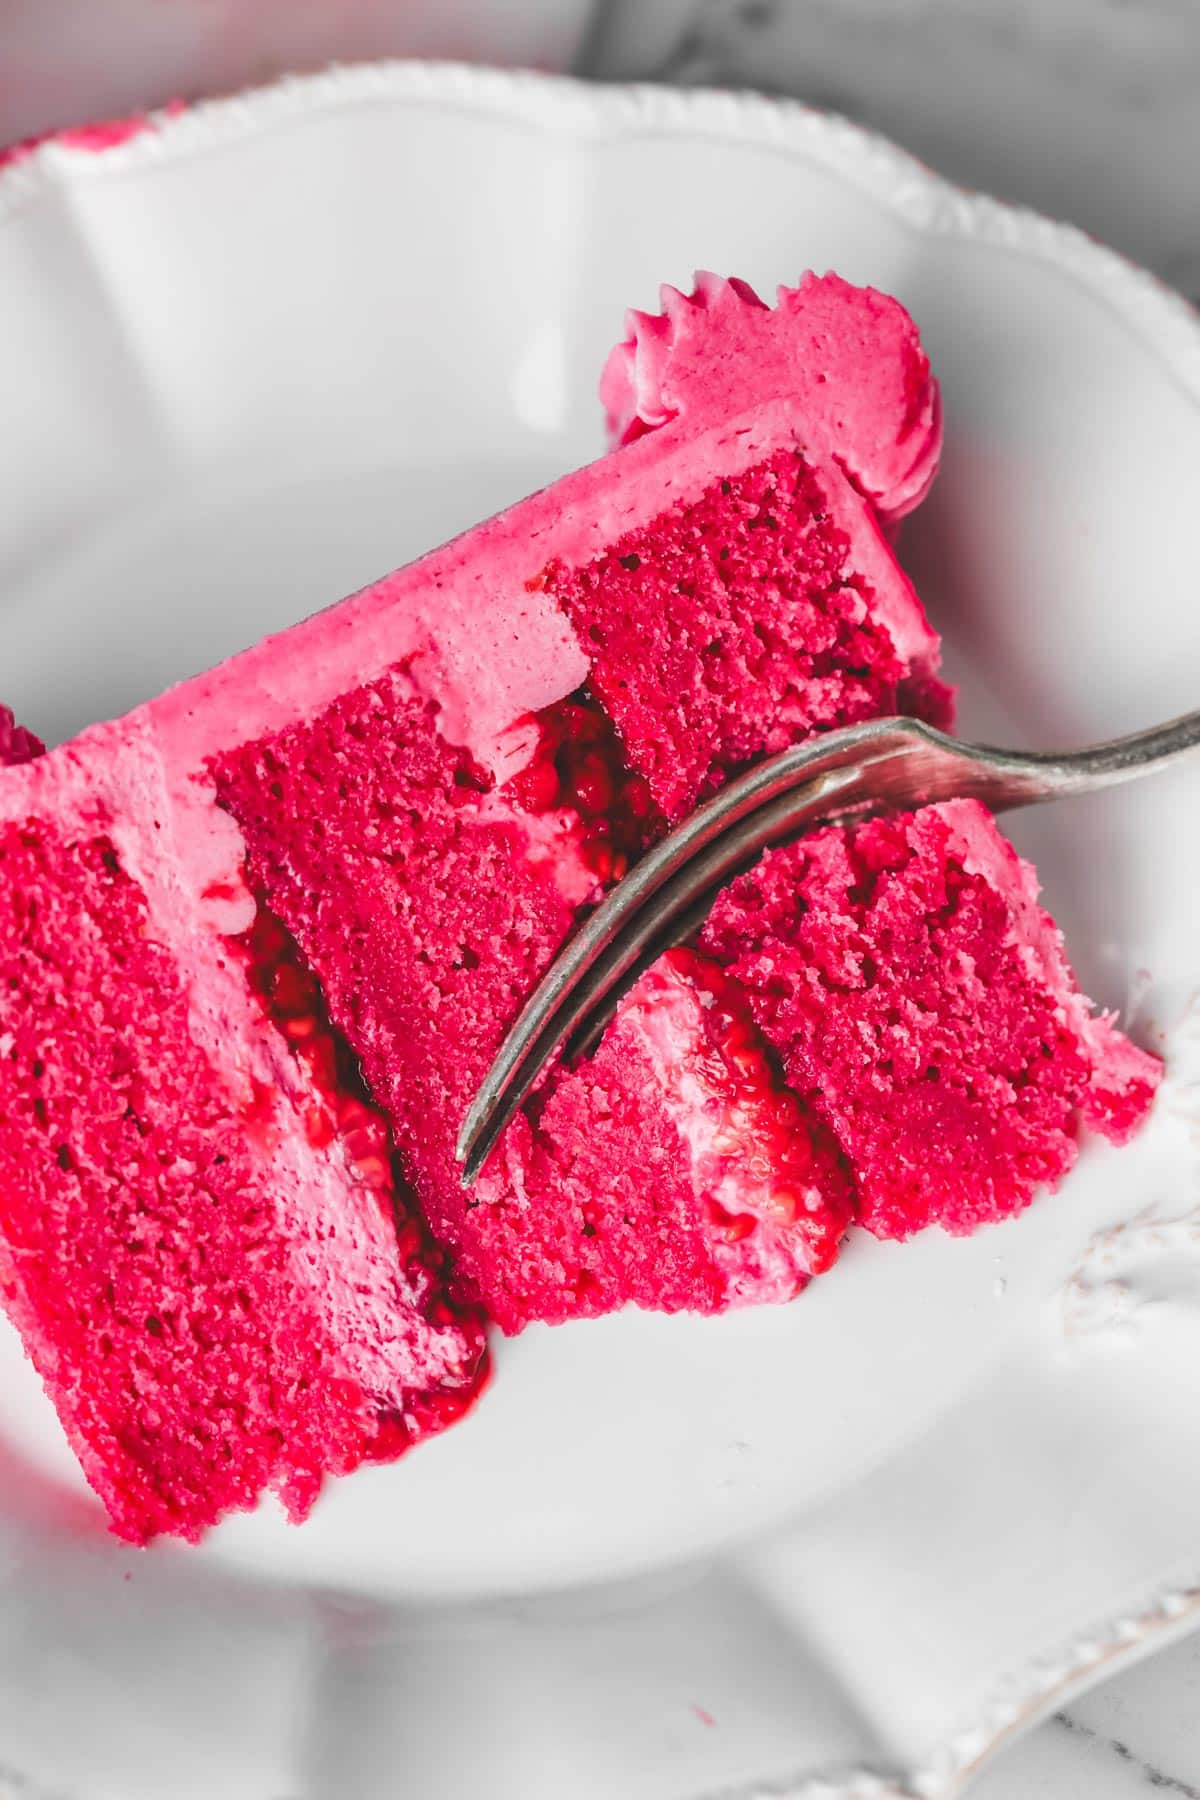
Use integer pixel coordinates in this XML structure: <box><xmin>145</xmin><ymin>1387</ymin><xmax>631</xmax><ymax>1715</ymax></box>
<box><xmin>1024</xmin><ymin>705</ymin><xmax>1200</xmax><ymax>795</ymax></box>
<box><xmin>835</xmin><ymin>707</ymin><xmax>1200</xmax><ymax>817</ymax></box>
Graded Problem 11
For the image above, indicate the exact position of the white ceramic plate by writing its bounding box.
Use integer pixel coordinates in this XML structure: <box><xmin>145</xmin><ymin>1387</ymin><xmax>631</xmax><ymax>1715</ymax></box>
<box><xmin>1</xmin><ymin>64</ymin><xmax>1199</xmax><ymax>1800</ymax></box>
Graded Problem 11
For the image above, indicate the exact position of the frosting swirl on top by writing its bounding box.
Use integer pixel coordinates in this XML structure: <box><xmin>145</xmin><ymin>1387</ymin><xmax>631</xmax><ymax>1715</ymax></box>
<box><xmin>600</xmin><ymin>270</ymin><xmax>942</xmax><ymax>520</ymax></box>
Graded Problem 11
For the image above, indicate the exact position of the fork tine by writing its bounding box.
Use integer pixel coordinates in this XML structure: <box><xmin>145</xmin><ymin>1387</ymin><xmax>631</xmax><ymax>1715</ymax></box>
<box><xmin>561</xmin><ymin>887</ymin><xmax>722</xmax><ymax>1067</ymax></box>
<box><xmin>455</xmin><ymin>738</ymin><xmax>893</xmax><ymax>1185</ymax></box>
<box><xmin>457</xmin><ymin>778</ymin><xmax>854</xmax><ymax>1186</ymax></box>
<box><xmin>456</xmin><ymin>719</ymin><xmax>928</xmax><ymax>1168</ymax></box>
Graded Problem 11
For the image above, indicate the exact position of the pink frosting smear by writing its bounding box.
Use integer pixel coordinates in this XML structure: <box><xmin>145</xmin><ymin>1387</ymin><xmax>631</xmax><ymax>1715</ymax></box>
<box><xmin>0</xmin><ymin>103</ymin><xmax>183</xmax><ymax>170</ymax></box>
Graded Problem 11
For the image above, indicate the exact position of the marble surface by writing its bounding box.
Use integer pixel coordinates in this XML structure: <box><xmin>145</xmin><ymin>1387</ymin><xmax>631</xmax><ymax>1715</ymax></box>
<box><xmin>582</xmin><ymin>7</ymin><xmax>1200</xmax><ymax>1793</ymax></box>
<box><xmin>584</xmin><ymin>0</ymin><xmax>1200</xmax><ymax>297</ymax></box>
<box><xmin>970</xmin><ymin>1637</ymin><xmax>1200</xmax><ymax>1799</ymax></box>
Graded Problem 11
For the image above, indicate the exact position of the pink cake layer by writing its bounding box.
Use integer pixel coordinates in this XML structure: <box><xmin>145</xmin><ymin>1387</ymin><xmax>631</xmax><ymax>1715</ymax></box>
<box><xmin>544</xmin><ymin>444</ymin><xmax>950</xmax><ymax>821</ymax></box>
<box><xmin>699</xmin><ymin>801</ymin><xmax>1162</xmax><ymax>1239</ymax></box>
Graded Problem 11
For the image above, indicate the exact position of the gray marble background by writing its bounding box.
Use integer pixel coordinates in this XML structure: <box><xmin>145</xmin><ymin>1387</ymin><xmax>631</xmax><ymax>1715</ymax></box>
<box><xmin>583</xmin><ymin>0</ymin><xmax>1200</xmax><ymax>297</ymax></box>
<box><xmin>2</xmin><ymin>2</ymin><xmax>1199</xmax><ymax>1795</ymax></box>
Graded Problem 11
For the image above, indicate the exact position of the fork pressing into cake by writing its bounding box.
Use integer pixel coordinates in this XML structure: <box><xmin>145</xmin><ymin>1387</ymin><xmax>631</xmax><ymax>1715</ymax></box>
<box><xmin>457</xmin><ymin>707</ymin><xmax>1200</xmax><ymax>1185</ymax></box>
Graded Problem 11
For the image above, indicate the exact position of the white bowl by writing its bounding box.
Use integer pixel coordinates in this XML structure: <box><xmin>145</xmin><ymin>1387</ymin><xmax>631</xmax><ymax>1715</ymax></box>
<box><xmin>1</xmin><ymin>63</ymin><xmax>1199</xmax><ymax>1800</ymax></box>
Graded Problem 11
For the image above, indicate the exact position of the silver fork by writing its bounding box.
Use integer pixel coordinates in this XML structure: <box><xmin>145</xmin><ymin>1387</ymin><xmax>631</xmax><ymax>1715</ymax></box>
<box><xmin>456</xmin><ymin>708</ymin><xmax>1200</xmax><ymax>1185</ymax></box>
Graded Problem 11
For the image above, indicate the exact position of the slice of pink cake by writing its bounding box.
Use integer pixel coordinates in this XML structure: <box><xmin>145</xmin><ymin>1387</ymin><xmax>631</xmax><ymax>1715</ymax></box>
<box><xmin>699</xmin><ymin>800</ymin><xmax>1161</xmax><ymax>1239</ymax></box>
<box><xmin>0</xmin><ymin>273</ymin><xmax>942</xmax><ymax>1531</ymax></box>
<box><xmin>0</xmin><ymin>269</ymin><xmax>1157</xmax><ymax>1541</ymax></box>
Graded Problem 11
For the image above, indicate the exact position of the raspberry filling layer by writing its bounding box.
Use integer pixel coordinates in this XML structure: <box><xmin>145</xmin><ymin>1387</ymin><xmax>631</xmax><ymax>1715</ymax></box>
<box><xmin>700</xmin><ymin>801</ymin><xmax>1162</xmax><ymax>1240</ymax></box>
<box><xmin>507</xmin><ymin>687</ymin><xmax>663</xmax><ymax>885</ymax></box>
<box><xmin>649</xmin><ymin>946</ymin><xmax>852</xmax><ymax>1269</ymax></box>
<box><xmin>511</xmin><ymin>947</ymin><xmax>854</xmax><ymax>1321</ymax></box>
<box><xmin>547</xmin><ymin>447</ymin><xmax>952</xmax><ymax>822</ymax></box>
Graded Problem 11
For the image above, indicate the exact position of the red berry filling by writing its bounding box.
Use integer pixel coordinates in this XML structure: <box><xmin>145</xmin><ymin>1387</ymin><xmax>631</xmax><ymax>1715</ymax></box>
<box><xmin>641</xmin><ymin>946</ymin><xmax>853</xmax><ymax>1273</ymax></box>
<box><xmin>506</xmin><ymin>687</ymin><xmax>662</xmax><ymax>886</ymax></box>
<box><xmin>510</xmin><ymin>942</ymin><xmax>854</xmax><ymax>1322</ymax></box>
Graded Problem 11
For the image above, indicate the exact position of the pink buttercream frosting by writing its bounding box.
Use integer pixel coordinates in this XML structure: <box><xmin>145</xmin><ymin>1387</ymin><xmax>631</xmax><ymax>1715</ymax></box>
<box><xmin>0</xmin><ymin>104</ymin><xmax>182</xmax><ymax>171</ymax></box>
<box><xmin>600</xmin><ymin>271</ymin><xmax>942</xmax><ymax>521</ymax></box>
<box><xmin>0</xmin><ymin>272</ymin><xmax>950</xmax><ymax>920</ymax></box>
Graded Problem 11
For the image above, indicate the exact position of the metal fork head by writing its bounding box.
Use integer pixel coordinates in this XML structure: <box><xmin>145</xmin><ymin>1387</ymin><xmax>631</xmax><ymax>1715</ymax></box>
<box><xmin>456</xmin><ymin>707</ymin><xmax>1200</xmax><ymax>1186</ymax></box>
